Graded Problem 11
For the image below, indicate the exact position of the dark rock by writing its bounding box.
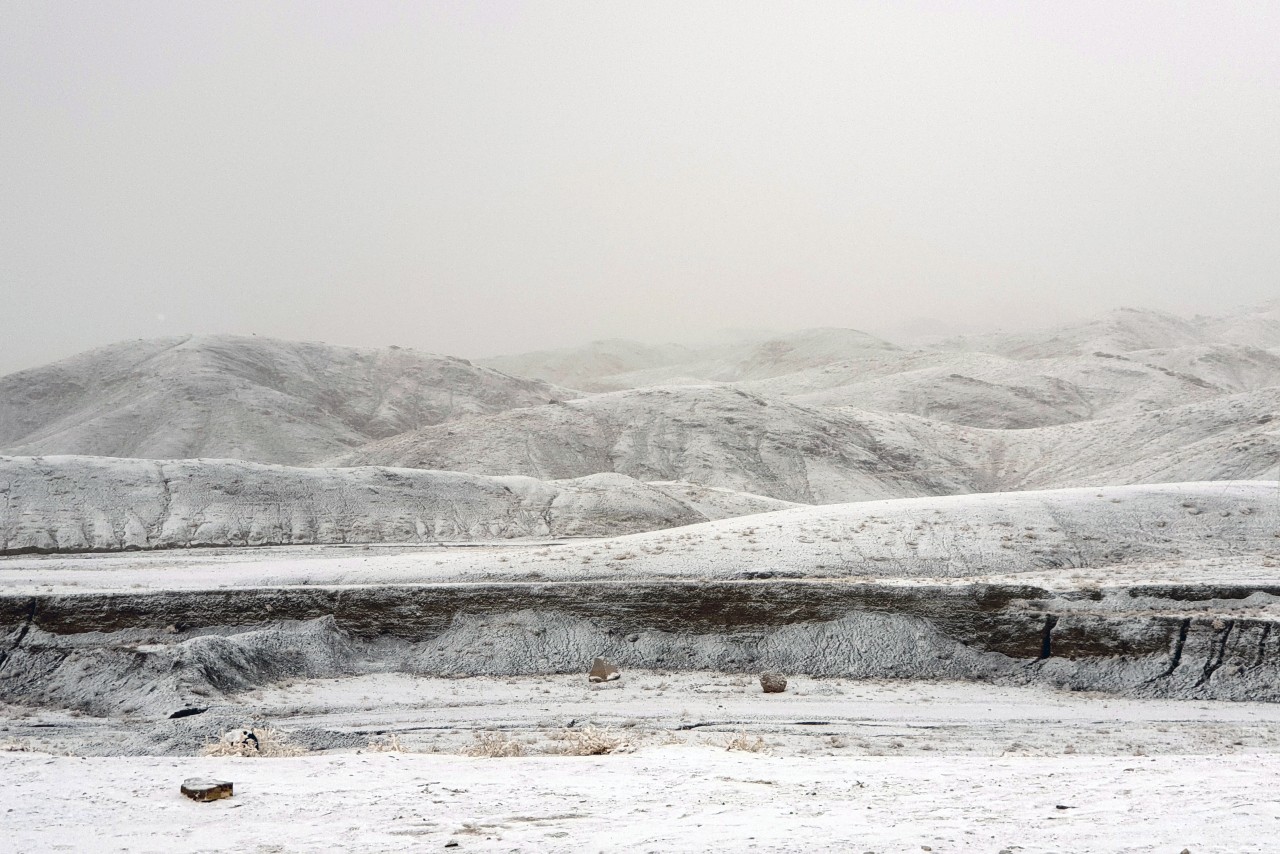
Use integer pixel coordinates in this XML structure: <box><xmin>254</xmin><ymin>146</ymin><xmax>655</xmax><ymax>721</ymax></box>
<box><xmin>588</xmin><ymin>658</ymin><xmax>620</xmax><ymax>683</ymax></box>
<box><xmin>760</xmin><ymin>672</ymin><xmax>787</xmax><ymax>693</ymax></box>
<box><xmin>168</xmin><ymin>707</ymin><xmax>206</xmax><ymax>719</ymax></box>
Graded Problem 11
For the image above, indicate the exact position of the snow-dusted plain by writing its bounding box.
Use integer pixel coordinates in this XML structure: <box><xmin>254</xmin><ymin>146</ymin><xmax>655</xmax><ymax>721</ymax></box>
<box><xmin>6</xmin><ymin>674</ymin><xmax>1280</xmax><ymax>853</ymax></box>
<box><xmin>10</xmin><ymin>750</ymin><xmax>1277</xmax><ymax>853</ymax></box>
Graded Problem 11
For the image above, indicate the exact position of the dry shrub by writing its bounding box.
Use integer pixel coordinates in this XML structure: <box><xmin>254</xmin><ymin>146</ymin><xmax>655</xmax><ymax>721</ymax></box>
<box><xmin>367</xmin><ymin>733</ymin><xmax>404</xmax><ymax>753</ymax></box>
<box><xmin>202</xmin><ymin>728</ymin><xmax>306</xmax><ymax>758</ymax></box>
<box><xmin>722</xmin><ymin>731</ymin><xmax>767</xmax><ymax>753</ymax></box>
<box><xmin>0</xmin><ymin>740</ymin><xmax>37</xmax><ymax>753</ymax></box>
<box><xmin>466</xmin><ymin>731</ymin><xmax>525</xmax><ymax>758</ymax></box>
<box><xmin>549</xmin><ymin>726</ymin><xmax>628</xmax><ymax>756</ymax></box>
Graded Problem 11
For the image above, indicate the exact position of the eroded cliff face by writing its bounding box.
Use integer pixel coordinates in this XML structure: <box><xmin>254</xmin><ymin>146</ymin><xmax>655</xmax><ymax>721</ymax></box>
<box><xmin>4</xmin><ymin>579</ymin><xmax>1277</xmax><ymax>722</ymax></box>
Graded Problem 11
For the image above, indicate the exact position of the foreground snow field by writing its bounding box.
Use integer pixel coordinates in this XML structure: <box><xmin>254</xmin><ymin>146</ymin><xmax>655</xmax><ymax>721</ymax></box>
<box><xmin>5</xmin><ymin>675</ymin><xmax>1280</xmax><ymax>851</ymax></box>
<box><xmin>4</xmin><ymin>748</ymin><xmax>1276</xmax><ymax>853</ymax></box>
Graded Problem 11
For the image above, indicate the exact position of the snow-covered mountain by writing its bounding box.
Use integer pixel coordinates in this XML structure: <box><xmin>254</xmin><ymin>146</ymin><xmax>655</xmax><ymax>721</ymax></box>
<box><xmin>0</xmin><ymin>455</ymin><xmax>795</xmax><ymax>553</ymax></box>
<box><xmin>333</xmin><ymin>383</ymin><xmax>1278</xmax><ymax>503</ymax></box>
<box><xmin>1</xmin><ymin>304</ymin><xmax>1276</xmax><ymax>509</ymax></box>
<box><xmin>1197</xmin><ymin>299</ymin><xmax>1280</xmax><ymax>349</ymax></box>
<box><xmin>941</xmin><ymin>307</ymin><xmax>1206</xmax><ymax>359</ymax></box>
<box><xmin>746</xmin><ymin>350</ymin><xmax>1239</xmax><ymax>429</ymax></box>
<box><xmin>482</xmin><ymin>307</ymin><xmax>1280</xmax><ymax>431</ymax></box>
<box><xmin>330</xmin><ymin>385</ymin><xmax>988</xmax><ymax>503</ymax></box>
<box><xmin>0</xmin><ymin>335</ymin><xmax>569</xmax><ymax>465</ymax></box>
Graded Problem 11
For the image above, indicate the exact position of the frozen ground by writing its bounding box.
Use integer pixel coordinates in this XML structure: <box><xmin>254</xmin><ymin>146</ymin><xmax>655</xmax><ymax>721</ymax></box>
<box><xmin>4</xmin><ymin>674</ymin><xmax>1280</xmax><ymax>852</ymax></box>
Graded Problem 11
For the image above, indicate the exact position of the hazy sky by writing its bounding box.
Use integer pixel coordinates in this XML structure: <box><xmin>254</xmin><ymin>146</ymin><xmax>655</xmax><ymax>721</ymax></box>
<box><xmin>2</xmin><ymin>2</ymin><xmax>1277</xmax><ymax>373</ymax></box>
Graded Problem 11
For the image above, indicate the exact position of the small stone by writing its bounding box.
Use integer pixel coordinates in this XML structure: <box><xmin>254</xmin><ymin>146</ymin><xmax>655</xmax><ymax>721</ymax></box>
<box><xmin>588</xmin><ymin>658</ymin><xmax>620</xmax><ymax>683</ymax></box>
<box><xmin>759</xmin><ymin>672</ymin><xmax>787</xmax><ymax>693</ymax></box>
<box><xmin>181</xmin><ymin>777</ymin><xmax>233</xmax><ymax>802</ymax></box>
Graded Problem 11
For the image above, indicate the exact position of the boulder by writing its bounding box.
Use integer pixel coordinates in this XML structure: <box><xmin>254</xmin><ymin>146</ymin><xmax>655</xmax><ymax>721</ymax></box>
<box><xmin>181</xmin><ymin>777</ymin><xmax>233</xmax><ymax>802</ymax></box>
<box><xmin>588</xmin><ymin>658</ymin><xmax>621</xmax><ymax>683</ymax></box>
<box><xmin>759</xmin><ymin>672</ymin><xmax>787</xmax><ymax>693</ymax></box>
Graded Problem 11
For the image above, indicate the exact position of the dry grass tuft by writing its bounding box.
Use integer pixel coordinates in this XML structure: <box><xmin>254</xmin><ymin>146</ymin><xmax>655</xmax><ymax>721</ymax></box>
<box><xmin>722</xmin><ymin>731</ymin><xmax>767</xmax><ymax>753</ymax></box>
<box><xmin>366</xmin><ymin>733</ymin><xmax>404</xmax><ymax>753</ymax></box>
<box><xmin>465</xmin><ymin>731</ymin><xmax>525</xmax><ymax>758</ymax></box>
<box><xmin>548</xmin><ymin>726</ymin><xmax>629</xmax><ymax>756</ymax></box>
<box><xmin>0</xmin><ymin>740</ymin><xmax>38</xmax><ymax>753</ymax></box>
<box><xmin>201</xmin><ymin>728</ymin><xmax>306</xmax><ymax>758</ymax></box>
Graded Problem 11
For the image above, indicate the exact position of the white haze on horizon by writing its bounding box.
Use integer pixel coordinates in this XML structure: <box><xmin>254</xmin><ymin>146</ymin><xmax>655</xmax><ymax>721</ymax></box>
<box><xmin>2</xmin><ymin>1</ymin><xmax>1277</xmax><ymax>373</ymax></box>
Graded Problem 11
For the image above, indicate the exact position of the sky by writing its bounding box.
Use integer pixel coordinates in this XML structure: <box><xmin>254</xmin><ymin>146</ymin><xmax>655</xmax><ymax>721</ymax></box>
<box><xmin>2</xmin><ymin>1</ymin><xmax>1277</xmax><ymax>373</ymax></box>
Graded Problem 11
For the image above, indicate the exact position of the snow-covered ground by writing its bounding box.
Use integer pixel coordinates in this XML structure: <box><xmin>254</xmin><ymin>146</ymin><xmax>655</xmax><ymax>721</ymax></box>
<box><xmin>11</xmin><ymin>750</ymin><xmax>1274</xmax><ymax>853</ymax></box>
<box><xmin>5</xmin><ymin>673</ymin><xmax>1280</xmax><ymax>853</ymax></box>
<box><xmin>4</xmin><ymin>481</ymin><xmax>1270</xmax><ymax>592</ymax></box>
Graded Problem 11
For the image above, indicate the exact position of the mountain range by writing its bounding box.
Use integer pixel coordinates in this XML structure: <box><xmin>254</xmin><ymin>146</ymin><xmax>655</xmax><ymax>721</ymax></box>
<box><xmin>1</xmin><ymin>302</ymin><xmax>1276</xmax><ymax>519</ymax></box>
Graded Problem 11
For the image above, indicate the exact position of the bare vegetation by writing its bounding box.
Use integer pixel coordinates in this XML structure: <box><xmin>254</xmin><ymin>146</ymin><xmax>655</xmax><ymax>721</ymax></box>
<box><xmin>201</xmin><ymin>728</ymin><xmax>305</xmax><ymax>758</ymax></box>
<box><xmin>722</xmin><ymin>731</ymin><xmax>768</xmax><ymax>753</ymax></box>
<box><xmin>465</xmin><ymin>731</ymin><xmax>525</xmax><ymax>758</ymax></box>
<box><xmin>548</xmin><ymin>726</ymin><xmax>629</xmax><ymax>756</ymax></box>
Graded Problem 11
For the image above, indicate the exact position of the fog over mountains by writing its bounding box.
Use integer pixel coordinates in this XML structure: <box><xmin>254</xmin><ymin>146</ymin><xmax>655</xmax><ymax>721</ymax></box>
<box><xmin>0</xmin><ymin>302</ymin><xmax>1276</xmax><ymax>545</ymax></box>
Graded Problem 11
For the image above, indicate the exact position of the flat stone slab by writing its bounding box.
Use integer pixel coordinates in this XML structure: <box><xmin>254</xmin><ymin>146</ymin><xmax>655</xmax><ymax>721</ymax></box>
<box><xmin>181</xmin><ymin>778</ymin><xmax>233</xmax><ymax>802</ymax></box>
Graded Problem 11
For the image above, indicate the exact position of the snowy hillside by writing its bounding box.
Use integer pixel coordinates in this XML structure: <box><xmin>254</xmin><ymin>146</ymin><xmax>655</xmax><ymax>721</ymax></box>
<box><xmin>387</xmin><ymin>480</ymin><xmax>1280</xmax><ymax>585</ymax></box>
<box><xmin>330</xmin><ymin>385</ymin><xmax>981</xmax><ymax>503</ymax></box>
<box><xmin>0</xmin><ymin>335</ymin><xmax>568</xmax><ymax>465</ymax></box>
<box><xmin>751</xmin><ymin>350</ymin><xmax>1236</xmax><ymax>428</ymax></box>
<box><xmin>481</xmin><ymin>305</ymin><xmax>1280</xmax><ymax>435</ymax></box>
<box><xmin>0</xmin><ymin>455</ymin><xmax>794</xmax><ymax>553</ymax></box>
<box><xmin>21</xmin><ymin>481</ymin><xmax>1270</xmax><ymax>589</ymax></box>
<box><xmin>942</xmin><ymin>302</ymin><xmax>1280</xmax><ymax>360</ymax></box>
<box><xmin>334</xmin><ymin>382</ymin><xmax>1278</xmax><ymax>503</ymax></box>
<box><xmin>991</xmin><ymin>387</ymin><xmax>1280</xmax><ymax>489</ymax></box>
<box><xmin>941</xmin><ymin>307</ymin><xmax>1205</xmax><ymax>359</ymax></box>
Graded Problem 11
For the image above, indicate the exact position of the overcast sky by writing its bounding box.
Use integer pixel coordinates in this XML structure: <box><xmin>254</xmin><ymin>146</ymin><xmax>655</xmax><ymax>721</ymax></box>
<box><xmin>2</xmin><ymin>2</ymin><xmax>1277</xmax><ymax>373</ymax></box>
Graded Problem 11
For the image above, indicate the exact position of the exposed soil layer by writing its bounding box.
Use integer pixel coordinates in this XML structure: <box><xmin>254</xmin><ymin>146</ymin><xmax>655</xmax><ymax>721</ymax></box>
<box><xmin>4</xmin><ymin>579</ymin><xmax>1279</xmax><ymax>722</ymax></box>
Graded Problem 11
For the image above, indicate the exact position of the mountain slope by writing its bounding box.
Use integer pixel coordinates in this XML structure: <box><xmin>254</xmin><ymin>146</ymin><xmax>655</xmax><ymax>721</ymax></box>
<box><xmin>0</xmin><ymin>455</ymin><xmax>795</xmax><ymax>553</ymax></box>
<box><xmin>942</xmin><ymin>307</ymin><xmax>1205</xmax><ymax>359</ymax></box>
<box><xmin>0</xmin><ymin>336</ymin><xmax>568</xmax><ymax>465</ymax></box>
<box><xmin>763</xmin><ymin>349</ymin><xmax>1253</xmax><ymax>429</ymax></box>
<box><xmin>330</xmin><ymin>385</ymin><xmax>984</xmax><ymax>503</ymax></box>
<box><xmin>333</xmin><ymin>381</ymin><xmax>1279</xmax><ymax>504</ymax></box>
